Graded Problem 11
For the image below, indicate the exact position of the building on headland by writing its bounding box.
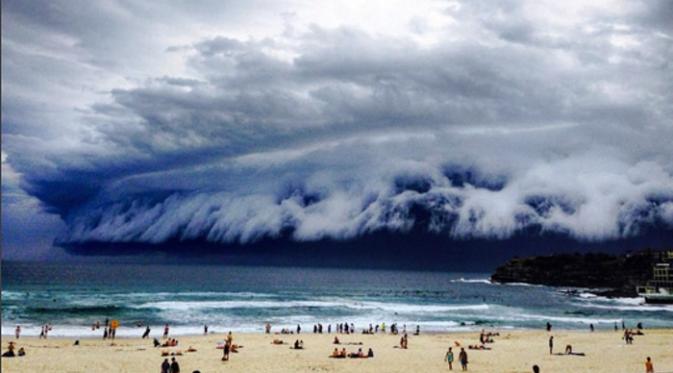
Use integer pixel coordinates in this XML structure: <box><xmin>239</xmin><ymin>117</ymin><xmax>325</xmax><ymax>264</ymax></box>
<box><xmin>637</xmin><ymin>250</ymin><xmax>673</xmax><ymax>304</ymax></box>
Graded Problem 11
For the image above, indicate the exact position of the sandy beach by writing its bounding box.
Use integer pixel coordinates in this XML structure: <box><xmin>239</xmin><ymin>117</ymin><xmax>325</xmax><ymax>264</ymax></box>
<box><xmin>2</xmin><ymin>329</ymin><xmax>672</xmax><ymax>372</ymax></box>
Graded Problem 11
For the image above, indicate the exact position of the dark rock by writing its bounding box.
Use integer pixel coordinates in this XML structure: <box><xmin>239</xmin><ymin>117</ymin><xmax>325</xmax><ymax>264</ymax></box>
<box><xmin>491</xmin><ymin>249</ymin><xmax>667</xmax><ymax>297</ymax></box>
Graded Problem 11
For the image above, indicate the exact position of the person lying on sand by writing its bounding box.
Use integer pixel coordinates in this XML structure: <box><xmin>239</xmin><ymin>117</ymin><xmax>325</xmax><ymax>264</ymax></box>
<box><xmin>557</xmin><ymin>345</ymin><xmax>585</xmax><ymax>356</ymax></box>
<box><xmin>161</xmin><ymin>338</ymin><xmax>179</xmax><ymax>347</ymax></box>
<box><xmin>348</xmin><ymin>348</ymin><xmax>366</xmax><ymax>358</ymax></box>
<box><xmin>329</xmin><ymin>348</ymin><xmax>349</xmax><ymax>358</ymax></box>
<box><xmin>272</xmin><ymin>339</ymin><xmax>285</xmax><ymax>345</ymax></box>
<box><xmin>468</xmin><ymin>344</ymin><xmax>491</xmax><ymax>350</ymax></box>
<box><xmin>187</xmin><ymin>346</ymin><xmax>197</xmax><ymax>352</ymax></box>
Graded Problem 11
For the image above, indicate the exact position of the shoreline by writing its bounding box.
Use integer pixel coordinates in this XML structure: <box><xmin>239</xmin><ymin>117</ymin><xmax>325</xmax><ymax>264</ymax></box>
<box><xmin>4</xmin><ymin>326</ymin><xmax>671</xmax><ymax>340</ymax></box>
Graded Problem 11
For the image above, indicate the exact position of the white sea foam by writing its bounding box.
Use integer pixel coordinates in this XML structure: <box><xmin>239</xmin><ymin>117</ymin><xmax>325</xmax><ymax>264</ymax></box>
<box><xmin>503</xmin><ymin>282</ymin><xmax>545</xmax><ymax>287</ymax></box>
<box><xmin>0</xmin><ymin>320</ymin><xmax>484</xmax><ymax>337</ymax></box>
<box><xmin>450</xmin><ymin>278</ymin><xmax>492</xmax><ymax>284</ymax></box>
<box><xmin>131</xmin><ymin>299</ymin><xmax>491</xmax><ymax>314</ymax></box>
<box><xmin>573</xmin><ymin>302</ymin><xmax>673</xmax><ymax>312</ymax></box>
<box><xmin>514</xmin><ymin>313</ymin><xmax>622</xmax><ymax>324</ymax></box>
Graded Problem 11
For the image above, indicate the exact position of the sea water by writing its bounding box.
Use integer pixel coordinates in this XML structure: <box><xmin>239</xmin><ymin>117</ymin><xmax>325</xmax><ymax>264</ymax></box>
<box><xmin>2</xmin><ymin>261</ymin><xmax>672</xmax><ymax>337</ymax></box>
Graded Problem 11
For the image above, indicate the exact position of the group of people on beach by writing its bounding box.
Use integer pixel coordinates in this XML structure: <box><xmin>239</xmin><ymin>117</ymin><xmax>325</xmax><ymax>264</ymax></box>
<box><xmin>266</xmin><ymin>321</ymin><xmax>422</xmax><ymax>336</ymax></box>
<box><xmin>89</xmin><ymin>318</ymin><xmax>118</xmax><ymax>340</ymax></box>
<box><xmin>5</xmin><ymin>317</ymin><xmax>661</xmax><ymax>373</ymax></box>
<box><xmin>160</xmin><ymin>357</ymin><xmax>181</xmax><ymax>373</ymax></box>
<box><xmin>38</xmin><ymin>324</ymin><xmax>52</xmax><ymax>339</ymax></box>
<box><xmin>330</xmin><ymin>347</ymin><xmax>374</xmax><ymax>358</ymax></box>
<box><xmin>1</xmin><ymin>342</ymin><xmax>26</xmax><ymax>358</ymax></box>
<box><xmin>444</xmin><ymin>346</ymin><xmax>469</xmax><ymax>371</ymax></box>
<box><xmin>623</xmin><ymin>323</ymin><xmax>645</xmax><ymax>344</ymax></box>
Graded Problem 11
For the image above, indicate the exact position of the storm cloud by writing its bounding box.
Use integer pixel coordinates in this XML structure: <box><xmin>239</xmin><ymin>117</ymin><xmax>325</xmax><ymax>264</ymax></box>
<box><xmin>2</xmin><ymin>0</ymin><xmax>673</xmax><ymax>254</ymax></box>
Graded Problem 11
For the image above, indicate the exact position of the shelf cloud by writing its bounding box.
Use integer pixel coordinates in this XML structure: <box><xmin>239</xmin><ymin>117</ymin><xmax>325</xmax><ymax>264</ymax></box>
<box><xmin>2</xmin><ymin>0</ymin><xmax>672</xmax><ymax>254</ymax></box>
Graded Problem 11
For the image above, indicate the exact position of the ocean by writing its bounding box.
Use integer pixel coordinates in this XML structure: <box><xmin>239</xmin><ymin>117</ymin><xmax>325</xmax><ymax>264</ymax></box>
<box><xmin>2</xmin><ymin>261</ymin><xmax>672</xmax><ymax>337</ymax></box>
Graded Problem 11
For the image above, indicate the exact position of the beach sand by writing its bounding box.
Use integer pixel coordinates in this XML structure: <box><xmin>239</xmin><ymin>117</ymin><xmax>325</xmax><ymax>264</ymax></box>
<box><xmin>2</xmin><ymin>329</ymin><xmax>672</xmax><ymax>372</ymax></box>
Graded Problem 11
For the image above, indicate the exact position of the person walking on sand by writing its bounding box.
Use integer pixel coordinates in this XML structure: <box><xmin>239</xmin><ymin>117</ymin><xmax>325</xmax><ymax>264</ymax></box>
<box><xmin>645</xmin><ymin>356</ymin><xmax>654</xmax><ymax>373</ymax></box>
<box><xmin>548</xmin><ymin>336</ymin><xmax>554</xmax><ymax>355</ymax></box>
<box><xmin>170</xmin><ymin>357</ymin><xmax>180</xmax><ymax>373</ymax></box>
<box><xmin>445</xmin><ymin>347</ymin><xmax>454</xmax><ymax>370</ymax></box>
<box><xmin>161</xmin><ymin>358</ymin><xmax>170</xmax><ymax>373</ymax></box>
<box><xmin>458</xmin><ymin>348</ymin><xmax>468</xmax><ymax>371</ymax></box>
<box><xmin>142</xmin><ymin>326</ymin><xmax>150</xmax><ymax>339</ymax></box>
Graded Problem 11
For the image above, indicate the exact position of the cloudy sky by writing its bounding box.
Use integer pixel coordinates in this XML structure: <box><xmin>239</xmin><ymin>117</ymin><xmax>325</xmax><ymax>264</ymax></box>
<box><xmin>2</xmin><ymin>0</ymin><xmax>673</xmax><ymax>260</ymax></box>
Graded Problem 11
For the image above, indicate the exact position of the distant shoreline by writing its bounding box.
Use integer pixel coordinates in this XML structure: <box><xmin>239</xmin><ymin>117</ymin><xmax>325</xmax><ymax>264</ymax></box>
<box><xmin>4</xmin><ymin>327</ymin><xmax>673</xmax><ymax>340</ymax></box>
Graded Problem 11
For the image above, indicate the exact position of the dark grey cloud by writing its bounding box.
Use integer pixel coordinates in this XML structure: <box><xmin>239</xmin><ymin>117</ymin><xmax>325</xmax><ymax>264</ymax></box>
<box><xmin>2</xmin><ymin>0</ymin><xmax>673</xmax><ymax>255</ymax></box>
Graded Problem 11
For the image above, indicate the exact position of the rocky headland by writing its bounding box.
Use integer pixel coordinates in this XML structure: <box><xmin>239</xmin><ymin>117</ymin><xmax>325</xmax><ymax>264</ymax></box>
<box><xmin>491</xmin><ymin>250</ymin><xmax>669</xmax><ymax>297</ymax></box>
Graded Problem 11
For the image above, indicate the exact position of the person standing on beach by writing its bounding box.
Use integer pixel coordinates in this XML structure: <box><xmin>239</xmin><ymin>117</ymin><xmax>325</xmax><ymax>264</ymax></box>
<box><xmin>445</xmin><ymin>347</ymin><xmax>454</xmax><ymax>370</ymax></box>
<box><xmin>222</xmin><ymin>341</ymin><xmax>230</xmax><ymax>361</ymax></box>
<box><xmin>645</xmin><ymin>357</ymin><xmax>654</xmax><ymax>373</ymax></box>
<box><xmin>142</xmin><ymin>326</ymin><xmax>151</xmax><ymax>339</ymax></box>
<box><xmin>458</xmin><ymin>348</ymin><xmax>468</xmax><ymax>371</ymax></box>
<box><xmin>590</xmin><ymin>324</ymin><xmax>594</xmax><ymax>332</ymax></box>
<box><xmin>164</xmin><ymin>324</ymin><xmax>170</xmax><ymax>338</ymax></box>
<box><xmin>204</xmin><ymin>325</ymin><xmax>208</xmax><ymax>335</ymax></box>
<box><xmin>161</xmin><ymin>358</ymin><xmax>170</xmax><ymax>373</ymax></box>
<box><xmin>548</xmin><ymin>336</ymin><xmax>554</xmax><ymax>354</ymax></box>
<box><xmin>170</xmin><ymin>357</ymin><xmax>180</xmax><ymax>373</ymax></box>
<box><xmin>546</xmin><ymin>322</ymin><xmax>552</xmax><ymax>332</ymax></box>
<box><xmin>532</xmin><ymin>365</ymin><xmax>540</xmax><ymax>373</ymax></box>
<box><xmin>15</xmin><ymin>325</ymin><xmax>20</xmax><ymax>339</ymax></box>
<box><xmin>297</xmin><ymin>324</ymin><xmax>301</xmax><ymax>334</ymax></box>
